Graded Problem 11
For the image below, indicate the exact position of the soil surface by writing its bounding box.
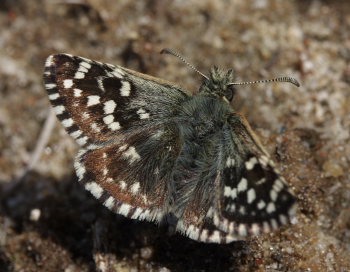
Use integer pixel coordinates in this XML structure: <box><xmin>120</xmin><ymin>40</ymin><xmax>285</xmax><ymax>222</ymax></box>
<box><xmin>0</xmin><ymin>0</ymin><xmax>349</xmax><ymax>271</ymax></box>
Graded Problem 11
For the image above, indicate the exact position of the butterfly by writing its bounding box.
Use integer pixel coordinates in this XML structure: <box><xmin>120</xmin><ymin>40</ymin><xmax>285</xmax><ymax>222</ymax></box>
<box><xmin>43</xmin><ymin>49</ymin><xmax>298</xmax><ymax>243</ymax></box>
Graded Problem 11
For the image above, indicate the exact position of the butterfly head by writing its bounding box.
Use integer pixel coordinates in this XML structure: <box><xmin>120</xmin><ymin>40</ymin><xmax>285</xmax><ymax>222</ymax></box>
<box><xmin>160</xmin><ymin>48</ymin><xmax>300</xmax><ymax>102</ymax></box>
<box><xmin>199</xmin><ymin>66</ymin><xmax>236</xmax><ymax>101</ymax></box>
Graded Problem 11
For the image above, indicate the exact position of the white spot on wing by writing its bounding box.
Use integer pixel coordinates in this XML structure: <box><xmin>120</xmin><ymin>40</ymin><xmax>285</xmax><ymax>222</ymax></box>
<box><xmin>76</xmin><ymin>136</ymin><xmax>88</xmax><ymax>146</ymax></box>
<box><xmin>45</xmin><ymin>55</ymin><xmax>54</xmax><ymax>67</ymax></box>
<box><xmin>228</xmin><ymin>222</ymin><xmax>235</xmax><ymax>233</ymax></box>
<box><xmin>130</xmin><ymin>182</ymin><xmax>140</xmax><ymax>194</ymax></box>
<box><xmin>123</xmin><ymin>146</ymin><xmax>141</xmax><ymax>163</ymax></box>
<box><xmin>54</xmin><ymin>106</ymin><xmax>65</xmax><ymax>115</ymax></box>
<box><xmin>118</xmin><ymin>203</ymin><xmax>131</xmax><ymax>216</ymax></box>
<box><xmin>70</xmin><ymin>130</ymin><xmax>82</xmax><ymax>139</ymax></box>
<box><xmin>87</xmin><ymin>144</ymin><xmax>99</xmax><ymax>150</ymax></box>
<box><xmin>138</xmin><ymin>209</ymin><xmax>151</xmax><ymax>220</ymax></box>
<box><xmin>273</xmin><ymin>179</ymin><xmax>284</xmax><ymax>192</ymax></box>
<box><xmin>90</xmin><ymin>123</ymin><xmax>101</xmax><ymax>133</ymax></box>
<box><xmin>119</xmin><ymin>180</ymin><xmax>127</xmax><ymax>190</ymax></box>
<box><xmin>62</xmin><ymin>118</ymin><xmax>74</xmax><ymax>127</ymax></box>
<box><xmin>141</xmin><ymin>113</ymin><xmax>150</xmax><ymax>119</ymax></box>
<box><xmin>97</xmin><ymin>78</ymin><xmax>105</xmax><ymax>92</ymax></box>
<box><xmin>78</xmin><ymin>56</ymin><xmax>92</xmax><ymax>63</ymax></box>
<box><xmin>208</xmin><ymin>230</ymin><xmax>221</xmax><ymax>243</ymax></box>
<box><xmin>63</xmin><ymin>79</ymin><xmax>73</xmax><ymax>88</ymax></box>
<box><xmin>237</xmin><ymin>178</ymin><xmax>248</xmax><ymax>192</ymax></box>
<box><xmin>247</xmin><ymin>188</ymin><xmax>256</xmax><ymax>204</ymax></box>
<box><xmin>245</xmin><ymin>157</ymin><xmax>258</xmax><ymax>170</ymax></box>
<box><xmin>257</xmin><ymin>200</ymin><xmax>266</xmax><ymax>209</ymax></box>
<box><xmin>74</xmin><ymin>160</ymin><xmax>85</xmax><ymax>180</ymax></box>
<box><xmin>49</xmin><ymin>93</ymin><xmax>59</xmax><ymax>100</ymax></box>
<box><xmin>224</xmin><ymin>186</ymin><xmax>237</xmax><ymax>200</ymax></box>
<box><xmin>137</xmin><ymin>108</ymin><xmax>150</xmax><ymax>119</ymax></box>
<box><xmin>74</xmin><ymin>88</ymin><xmax>82</xmax><ymax>97</ymax></box>
<box><xmin>82</xmin><ymin>112</ymin><xmax>90</xmax><ymax>120</ymax></box>
<box><xmin>74</xmin><ymin>71</ymin><xmax>85</xmax><ymax>79</ymax></box>
<box><xmin>120</xmin><ymin>81</ymin><xmax>131</xmax><ymax>96</ymax></box>
<box><xmin>104</xmin><ymin>197</ymin><xmax>115</xmax><ymax>210</ymax></box>
<box><xmin>46</xmin><ymin>83</ymin><xmax>57</xmax><ymax>89</ymax></box>
<box><xmin>85</xmin><ymin>182</ymin><xmax>103</xmax><ymax>199</ymax></box>
<box><xmin>213</xmin><ymin>212</ymin><xmax>219</xmax><ymax>226</ymax></box>
<box><xmin>87</xmin><ymin>95</ymin><xmax>100</xmax><ymax>106</ymax></box>
<box><xmin>77</xmin><ymin>66</ymin><xmax>88</xmax><ymax>73</ymax></box>
<box><xmin>270</xmin><ymin>190</ymin><xmax>278</xmax><ymax>201</ymax></box>
<box><xmin>225</xmin><ymin>235</ymin><xmax>237</xmax><ymax>244</ymax></box>
<box><xmin>226</xmin><ymin>157</ymin><xmax>235</xmax><ymax>167</ymax></box>
<box><xmin>186</xmin><ymin>225</ymin><xmax>200</xmax><ymax>241</ymax></box>
<box><xmin>108</xmin><ymin>122</ymin><xmax>121</xmax><ymax>131</ymax></box>
<box><xmin>206</xmin><ymin>207</ymin><xmax>214</xmax><ymax>218</ymax></box>
<box><xmin>266</xmin><ymin>202</ymin><xmax>276</xmax><ymax>214</ymax></box>
<box><xmin>103</xmin><ymin>114</ymin><xmax>114</xmax><ymax>124</ymax></box>
<box><xmin>111</xmin><ymin>68</ymin><xmax>124</xmax><ymax>78</ymax></box>
<box><xmin>219</xmin><ymin>218</ymin><xmax>229</xmax><ymax>232</ymax></box>
<box><xmin>239</xmin><ymin>206</ymin><xmax>246</xmax><ymax>215</ymax></box>
<box><xmin>80</xmin><ymin>61</ymin><xmax>91</xmax><ymax>69</ymax></box>
<box><xmin>118</xmin><ymin>145</ymin><xmax>128</xmax><ymax>152</ymax></box>
<box><xmin>104</xmin><ymin>100</ymin><xmax>116</xmax><ymax>114</ymax></box>
<box><xmin>131</xmin><ymin>207</ymin><xmax>143</xmax><ymax>219</ymax></box>
<box><xmin>200</xmin><ymin>229</ymin><xmax>208</xmax><ymax>241</ymax></box>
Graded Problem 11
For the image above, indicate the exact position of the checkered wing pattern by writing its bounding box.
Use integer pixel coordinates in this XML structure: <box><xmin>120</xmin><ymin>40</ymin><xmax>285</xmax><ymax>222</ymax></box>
<box><xmin>44</xmin><ymin>54</ymin><xmax>189</xmax><ymax>145</ymax></box>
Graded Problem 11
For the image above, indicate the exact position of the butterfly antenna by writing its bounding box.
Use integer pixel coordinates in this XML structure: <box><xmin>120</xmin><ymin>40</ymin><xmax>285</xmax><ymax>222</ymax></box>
<box><xmin>228</xmin><ymin>76</ymin><xmax>300</xmax><ymax>87</ymax></box>
<box><xmin>161</xmin><ymin>48</ymin><xmax>209</xmax><ymax>80</ymax></box>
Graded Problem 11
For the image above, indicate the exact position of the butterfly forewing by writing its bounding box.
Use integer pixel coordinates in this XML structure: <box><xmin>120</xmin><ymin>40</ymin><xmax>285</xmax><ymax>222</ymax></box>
<box><xmin>44</xmin><ymin>54</ymin><xmax>189</xmax><ymax>145</ymax></box>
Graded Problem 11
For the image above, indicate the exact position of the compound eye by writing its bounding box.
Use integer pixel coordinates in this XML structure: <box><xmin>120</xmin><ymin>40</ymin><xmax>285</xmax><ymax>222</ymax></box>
<box><xmin>225</xmin><ymin>85</ymin><xmax>236</xmax><ymax>101</ymax></box>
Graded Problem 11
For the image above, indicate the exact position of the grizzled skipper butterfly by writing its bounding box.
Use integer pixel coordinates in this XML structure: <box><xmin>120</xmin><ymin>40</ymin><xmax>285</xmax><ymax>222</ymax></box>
<box><xmin>43</xmin><ymin>49</ymin><xmax>299</xmax><ymax>243</ymax></box>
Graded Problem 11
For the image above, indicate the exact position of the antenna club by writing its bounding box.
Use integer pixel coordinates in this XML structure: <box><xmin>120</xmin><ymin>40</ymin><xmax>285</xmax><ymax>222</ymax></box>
<box><xmin>228</xmin><ymin>76</ymin><xmax>300</xmax><ymax>88</ymax></box>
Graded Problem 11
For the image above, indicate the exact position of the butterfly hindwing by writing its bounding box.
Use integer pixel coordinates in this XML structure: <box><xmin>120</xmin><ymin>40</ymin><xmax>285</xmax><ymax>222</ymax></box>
<box><xmin>175</xmin><ymin>113</ymin><xmax>296</xmax><ymax>241</ymax></box>
<box><xmin>74</xmin><ymin>122</ymin><xmax>182</xmax><ymax>222</ymax></box>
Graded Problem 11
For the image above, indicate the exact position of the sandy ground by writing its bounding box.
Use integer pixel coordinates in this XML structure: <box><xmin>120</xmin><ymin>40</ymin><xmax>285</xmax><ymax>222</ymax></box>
<box><xmin>0</xmin><ymin>0</ymin><xmax>349</xmax><ymax>271</ymax></box>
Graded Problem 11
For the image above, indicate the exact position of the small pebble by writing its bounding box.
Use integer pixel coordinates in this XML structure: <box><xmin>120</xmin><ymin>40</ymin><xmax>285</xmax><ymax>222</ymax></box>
<box><xmin>322</xmin><ymin>161</ymin><xmax>344</xmax><ymax>177</ymax></box>
<box><xmin>29</xmin><ymin>208</ymin><xmax>41</xmax><ymax>222</ymax></box>
<box><xmin>140</xmin><ymin>246</ymin><xmax>153</xmax><ymax>259</ymax></box>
